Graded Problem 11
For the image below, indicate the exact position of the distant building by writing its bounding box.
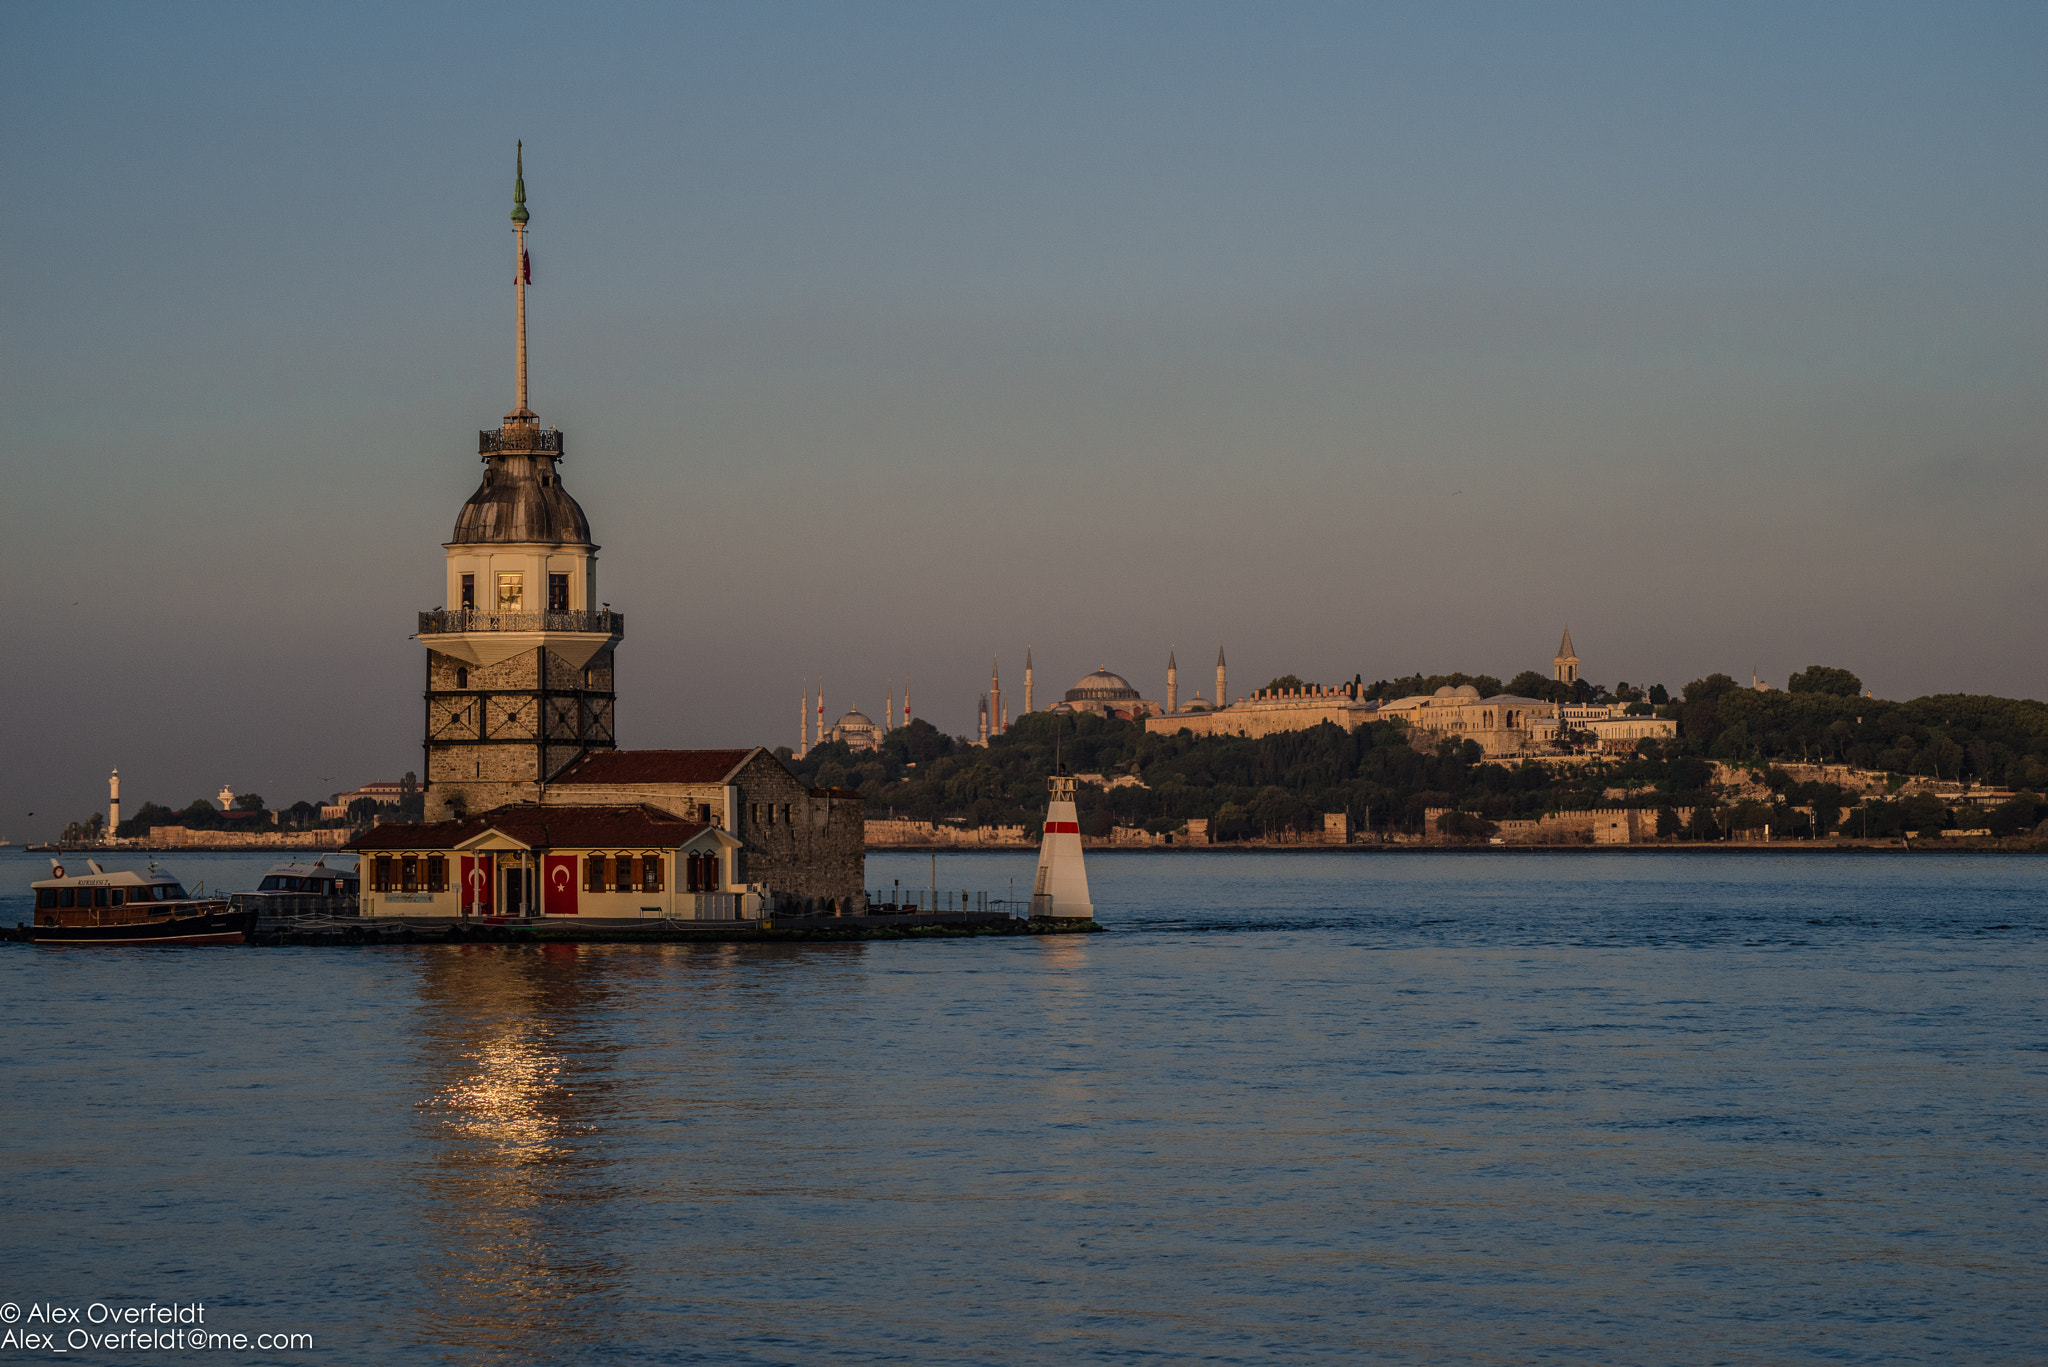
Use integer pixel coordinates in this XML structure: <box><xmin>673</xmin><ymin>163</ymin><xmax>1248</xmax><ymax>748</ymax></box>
<box><xmin>821</xmin><ymin>708</ymin><xmax>884</xmax><ymax>752</ymax></box>
<box><xmin>335</xmin><ymin>782</ymin><xmax>409</xmax><ymax>808</ymax></box>
<box><xmin>1051</xmin><ymin>667</ymin><xmax>1162</xmax><ymax>721</ymax></box>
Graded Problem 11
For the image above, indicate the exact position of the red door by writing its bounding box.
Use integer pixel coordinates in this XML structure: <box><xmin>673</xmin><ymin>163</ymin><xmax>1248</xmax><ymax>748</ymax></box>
<box><xmin>542</xmin><ymin>854</ymin><xmax>579</xmax><ymax>916</ymax></box>
<box><xmin>460</xmin><ymin>855</ymin><xmax>494</xmax><ymax>916</ymax></box>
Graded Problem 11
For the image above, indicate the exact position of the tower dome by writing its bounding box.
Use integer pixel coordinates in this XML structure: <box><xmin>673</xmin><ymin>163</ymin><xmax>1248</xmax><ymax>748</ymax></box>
<box><xmin>451</xmin><ymin>444</ymin><xmax>592</xmax><ymax>545</ymax></box>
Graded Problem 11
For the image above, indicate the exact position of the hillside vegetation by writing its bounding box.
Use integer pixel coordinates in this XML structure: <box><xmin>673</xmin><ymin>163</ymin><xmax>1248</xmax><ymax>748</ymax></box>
<box><xmin>785</xmin><ymin>672</ymin><xmax>2048</xmax><ymax>842</ymax></box>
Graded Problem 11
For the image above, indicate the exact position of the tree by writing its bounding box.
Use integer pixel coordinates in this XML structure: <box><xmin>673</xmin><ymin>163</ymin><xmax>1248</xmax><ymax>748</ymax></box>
<box><xmin>1688</xmin><ymin>807</ymin><xmax>1722</xmax><ymax>841</ymax></box>
<box><xmin>1647</xmin><ymin>684</ymin><xmax>1670</xmax><ymax>706</ymax></box>
<box><xmin>1437</xmin><ymin>810</ymin><xmax>1497</xmax><ymax>841</ymax></box>
<box><xmin>1261</xmin><ymin>675</ymin><xmax>1307</xmax><ymax>693</ymax></box>
<box><xmin>232</xmin><ymin>792</ymin><xmax>265</xmax><ymax>812</ymax></box>
<box><xmin>1656</xmin><ymin>806</ymin><xmax>1682</xmax><ymax>839</ymax></box>
<box><xmin>1788</xmin><ymin>665</ymin><xmax>1862</xmax><ymax>698</ymax></box>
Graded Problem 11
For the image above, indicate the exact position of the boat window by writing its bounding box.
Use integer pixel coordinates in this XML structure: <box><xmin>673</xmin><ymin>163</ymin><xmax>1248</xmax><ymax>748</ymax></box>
<box><xmin>260</xmin><ymin>876</ymin><xmax>285</xmax><ymax>890</ymax></box>
<box><xmin>36</xmin><ymin>889</ymin><xmax>56</xmax><ymax>909</ymax></box>
<box><xmin>93</xmin><ymin>887</ymin><xmax>109</xmax><ymax>907</ymax></box>
<box><xmin>344</xmin><ymin>879</ymin><xmax>359</xmax><ymax>894</ymax></box>
<box><xmin>60</xmin><ymin>888</ymin><xmax>75</xmax><ymax>908</ymax></box>
<box><xmin>110</xmin><ymin>889</ymin><xmax>124</xmax><ymax>906</ymax></box>
<box><xmin>163</xmin><ymin>885</ymin><xmax>188</xmax><ymax>901</ymax></box>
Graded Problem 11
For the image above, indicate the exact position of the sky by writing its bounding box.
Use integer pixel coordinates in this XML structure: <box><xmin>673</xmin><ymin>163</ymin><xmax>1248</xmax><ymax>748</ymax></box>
<box><xmin>4</xmin><ymin>2</ymin><xmax>2046</xmax><ymax>838</ymax></box>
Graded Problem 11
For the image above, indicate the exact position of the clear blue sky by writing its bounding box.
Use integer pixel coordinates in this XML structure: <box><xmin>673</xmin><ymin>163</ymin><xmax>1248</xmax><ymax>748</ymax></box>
<box><xmin>4</xmin><ymin>3</ymin><xmax>2045</xmax><ymax>836</ymax></box>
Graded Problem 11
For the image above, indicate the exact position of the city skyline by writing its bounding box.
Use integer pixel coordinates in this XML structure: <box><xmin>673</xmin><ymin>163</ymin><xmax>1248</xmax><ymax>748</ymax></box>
<box><xmin>6</xmin><ymin>3</ymin><xmax>2047</xmax><ymax>837</ymax></box>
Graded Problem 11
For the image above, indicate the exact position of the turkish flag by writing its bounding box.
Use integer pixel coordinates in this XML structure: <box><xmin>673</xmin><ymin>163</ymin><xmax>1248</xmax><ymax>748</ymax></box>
<box><xmin>460</xmin><ymin>855</ymin><xmax>494</xmax><ymax>915</ymax></box>
<box><xmin>542</xmin><ymin>854</ymin><xmax>579</xmax><ymax>916</ymax></box>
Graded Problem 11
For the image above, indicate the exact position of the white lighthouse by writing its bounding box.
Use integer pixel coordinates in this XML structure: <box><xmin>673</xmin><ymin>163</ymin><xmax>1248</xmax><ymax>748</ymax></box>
<box><xmin>107</xmin><ymin>769</ymin><xmax>120</xmax><ymax>844</ymax></box>
<box><xmin>1030</xmin><ymin>772</ymin><xmax>1095</xmax><ymax>921</ymax></box>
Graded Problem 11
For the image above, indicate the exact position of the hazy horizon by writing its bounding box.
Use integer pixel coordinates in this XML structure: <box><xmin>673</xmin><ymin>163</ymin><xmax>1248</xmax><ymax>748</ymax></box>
<box><xmin>5</xmin><ymin>3</ymin><xmax>2045</xmax><ymax>839</ymax></box>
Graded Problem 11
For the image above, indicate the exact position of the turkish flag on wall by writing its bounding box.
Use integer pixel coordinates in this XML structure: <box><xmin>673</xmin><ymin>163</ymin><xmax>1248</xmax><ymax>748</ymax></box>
<box><xmin>460</xmin><ymin>855</ymin><xmax>494</xmax><ymax>915</ymax></box>
<box><xmin>542</xmin><ymin>854</ymin><xmax>579</xmax><ymax>916</ymax></box>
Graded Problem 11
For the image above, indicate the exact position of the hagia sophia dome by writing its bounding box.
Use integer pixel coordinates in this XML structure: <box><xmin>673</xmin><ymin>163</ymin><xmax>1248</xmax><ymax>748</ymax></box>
<box><xmin>1064</xmin><ymin>668</ymin><xmax>1142</xmax><ymax>704</ymax></box>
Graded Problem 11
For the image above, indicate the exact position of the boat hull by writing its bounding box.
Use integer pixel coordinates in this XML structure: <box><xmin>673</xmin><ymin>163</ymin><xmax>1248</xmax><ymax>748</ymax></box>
<box><xmin>32</xmin><ymin>908</ymin><xmax>257</xmax><ymax>946</ymax></box>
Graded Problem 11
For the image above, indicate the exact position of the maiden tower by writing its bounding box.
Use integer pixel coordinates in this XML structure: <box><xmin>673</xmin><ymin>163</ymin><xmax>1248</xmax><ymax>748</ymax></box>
<box><xmin>418</xmin><ymin>146</ymin><xmax>622</xmax><ymax>819</ymax></box>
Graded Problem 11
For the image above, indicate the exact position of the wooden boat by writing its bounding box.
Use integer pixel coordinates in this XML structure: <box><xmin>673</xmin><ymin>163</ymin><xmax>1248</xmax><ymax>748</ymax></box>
<box><xmin>28</xmin><ymin>859</ymin><xmax>255</xmax><ymax>945</ymax></box>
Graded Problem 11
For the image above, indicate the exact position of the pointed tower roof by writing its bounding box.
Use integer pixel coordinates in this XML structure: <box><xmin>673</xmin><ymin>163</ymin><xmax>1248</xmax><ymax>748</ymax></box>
<box><xmin>1217</xmin><ymin>645</ymin><xmax>1226</xmax><ymax>666</ymax></box>
<box><xmin>1026</xmin><ymin>646</ymin><xmax>1033</xmax><ymax>667</ymax></box>
<box><xmin>1169</xmin><ymin>649</ymin><xmax>1177</xmax><ymax>668</ymax></box>
<box><xmin>510</xmin><ymin>140</ymin><xmax>529</xmax><ymax>225</ymax></box>
<box><xmin>1556</xmin><ymin>626</ymin><xmax>1577</xmax><ymax>660</ymax></box>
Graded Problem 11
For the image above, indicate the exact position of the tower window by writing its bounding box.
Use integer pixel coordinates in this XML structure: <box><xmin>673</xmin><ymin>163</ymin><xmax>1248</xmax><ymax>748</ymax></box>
<box><xmin>548</xmin><ymin>573</ymin><xmax>569</xmax><ymax>613</ymax></box>
<box><xmin>456</xmin><ymin>667</ymin><xmax>468</xmax><ymax>689</ymax></box>
<box><xmin>497</xmin><ymin>573</ymin><xmax>524</xmax><ymax>611</ymax></box>
<box><xmin>460</xmin><ymin>574</ymin><xmax>475</xmax><ymax>610</ymax></box>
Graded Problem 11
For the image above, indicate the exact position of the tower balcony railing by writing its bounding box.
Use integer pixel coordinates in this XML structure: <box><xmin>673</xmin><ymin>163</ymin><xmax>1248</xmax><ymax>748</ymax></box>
<box><xmin>479</xmin><ymin>427</ymin><xmax>565</xmax><ymax>456</ymax></box>
<box><xmin>419</xmin><ymin>608</ymin><xmax>624</xmax><ymax>636</ymax></box>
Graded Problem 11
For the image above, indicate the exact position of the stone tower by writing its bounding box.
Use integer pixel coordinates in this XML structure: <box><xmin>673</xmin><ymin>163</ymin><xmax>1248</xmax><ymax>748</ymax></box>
<box><xmin>1553</xmin><ymin>627</ymin><xmax>1579</xmax><ymax>685</ymax></box>
<box><xmin>419</xmin><ymin>146</ymin><xmax>623</xmax><ymax>821</ymax></box>
<box><xmin>1166</xmin><ymin>649</ymin><xmax>1178</xmax><ymax>715</ymax></box>
<box><xmin>990</xmin><ymin>657</ymin><xmax>1002</xmax><ymax>736</ymax></box>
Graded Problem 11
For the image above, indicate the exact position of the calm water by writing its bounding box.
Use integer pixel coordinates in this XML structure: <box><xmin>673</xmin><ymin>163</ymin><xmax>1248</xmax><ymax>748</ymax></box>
<box><xmin>2</xmin><ymin>849</ymin><xmax>2044</xmax><ymax>1365</ymax></box>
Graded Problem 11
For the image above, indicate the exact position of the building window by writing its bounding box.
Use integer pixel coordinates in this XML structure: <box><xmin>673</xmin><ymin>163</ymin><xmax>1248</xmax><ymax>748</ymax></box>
<box><xmin>373</xmin><ymin>857</ymin><xmax>393</xmax><ymax>893</ymax></box>
<box><xmin>455</xmin><ymin>667</ymin><xmax>468</xmax><ymax>689</ymax></box>
<box><xmin>426</xmin><ymin>856</ymin><xmax>447</xmax><ymax>892</ymax></box>
<box><xmin>615</xmin><ymin>857</ymin><xmax>634</xmax><ymax>894</ymax></box>
<box><xmin>548</xmin><ymin>573</ymin><xmax>569</xmax><ymax>613</ymax></box>
<box><xmin>750</xmin><ymin>802</ymin><xmax>760</xmax><ymax>827</ymax></box>
<box><xmin>497</xmin><ymin>572</ymin><xmax>524</xmax><ymax>611</ymax></box>
<box><xmin>641</xmin><ymin>856</ymin><xmax>663</xmax><ymax>893</ymax></box>
<box><xmin>460</xmin><ymin>573</ymin><xmax>475</xmax><ymax>609</ymax></box>
<box><xmin>402</xmin><ymin>856</ymin><xmax>419</xmax><ymax>893</ymax></box>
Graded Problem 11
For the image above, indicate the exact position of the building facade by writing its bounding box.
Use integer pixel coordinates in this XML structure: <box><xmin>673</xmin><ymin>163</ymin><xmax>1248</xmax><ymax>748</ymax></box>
<box><xmin>354</xmin><ymin>151</ymin><xmax>863</xmax><ymax>917</ymax></box>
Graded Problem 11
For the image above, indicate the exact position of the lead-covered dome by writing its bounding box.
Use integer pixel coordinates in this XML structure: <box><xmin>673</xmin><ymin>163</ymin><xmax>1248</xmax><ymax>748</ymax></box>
<box><xmin>1066</xmin><ymin>668</ymin><xmax>1140</xmax><ymax>703</ymax></box>
<box><xmin>452</xmin><ymin>450</ymin><xmax>592</xmax><ymax>545</ymax></box>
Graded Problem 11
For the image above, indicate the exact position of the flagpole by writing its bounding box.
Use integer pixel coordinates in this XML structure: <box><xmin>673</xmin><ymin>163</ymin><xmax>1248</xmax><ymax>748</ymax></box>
<box><xmin>511</xmin><ymin>141</ymin><xmax>532</xmax><ymax>419</ymax></box>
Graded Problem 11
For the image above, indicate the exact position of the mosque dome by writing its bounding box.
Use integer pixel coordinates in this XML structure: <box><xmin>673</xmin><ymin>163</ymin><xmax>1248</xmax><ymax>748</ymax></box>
<box><xmin>1066</xmin><ymin>668</ymin><xmax>1141</xmax><ymax>703</ymax></box>
<box><xmin>1433</xmin><ymin>685</ymin><xmax>1456</xmax><ymax>697</ymax></box>
<box><xmin>836</xmin><ymin>710</ymin><xmax>876</xmax><ymax>730</ymax></box>
<box><xmin>1455</xmin><ymin>683</ymin><xmax>1482</xmax><ymax>698</ymax></box>
<box><xmin>452</xmin><ymin>450</ymin><xmax>592</xmax><ymax>545</ymax></box>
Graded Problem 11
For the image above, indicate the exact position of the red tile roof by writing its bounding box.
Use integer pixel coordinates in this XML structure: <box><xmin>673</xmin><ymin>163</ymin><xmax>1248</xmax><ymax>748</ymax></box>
<box><xmin>348</xmin><ymin>804</ymin><xmax>710</xmax><ymax>851</ymax></box>
<box><xmin>549</xmin><ymin>749</ymin><xmax>757</xmax><ymax>785</ymax></box>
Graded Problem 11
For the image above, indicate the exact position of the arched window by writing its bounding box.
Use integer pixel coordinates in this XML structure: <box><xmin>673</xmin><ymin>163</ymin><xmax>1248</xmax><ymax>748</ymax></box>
<box><xmin>456</xmin><ymin>667</ymin><xmax>469</xmax><ymax>689</ymax></box>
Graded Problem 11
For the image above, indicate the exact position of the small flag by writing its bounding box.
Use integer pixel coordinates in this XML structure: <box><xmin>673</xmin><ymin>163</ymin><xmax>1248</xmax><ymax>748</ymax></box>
<box><xmin>522</xmin><ymin>250</ymin><xmax>531</xmax><ymax>285</ymax></box>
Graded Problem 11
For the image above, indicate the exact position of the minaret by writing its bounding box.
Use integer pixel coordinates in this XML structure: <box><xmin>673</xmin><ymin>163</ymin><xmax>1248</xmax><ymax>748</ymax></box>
<box><xmin>1166</xmin><ymin>649</ymin><xmax>1178</xmax><ymax>715</ymax></box>
<box><xmin>1216</xmin><ymin>646</ymin><xmax>1227</xmax><ymax>710</ymax></box>
<box><xmin>1024</xmin><ymin>647</ymin><xmax>1034</xmax><ymax>715</ymax></box>
<box><xmin>990</xmin><ymin>657</ymin><xmax>1003</xmax><ymax>735</ymax></box>
<box><xmin>419</xmin><ymin>146</ymin><xmax>621</xmax><ymax>820</ymax></box>
<box><xmin>800</xmin><ymin>682</ymin><xmax>809</xmax><ymax>758</ymax></box>
<box><xmin>904</xmin><ymin>682</ymin><xmax>911</xmax><ymax>727</ymax></box>
<box><xmin>978</xmin><ymin>694</ymin><xmax>990</xmax><ymax>744</ymax></box>
<box><xmin>107</xmin><ymin>769</ymin><xmax>120</xmax><ymax>841</ymax></box>
<box><xmin>1554</xmin><ymin>627</ymin><xmax>1579</xmax><ymax>685</ymax></box>
<box><xmin>887</xmin><ymin>683</ymin><xmax>895</xmax><ymax>731</ymax></box>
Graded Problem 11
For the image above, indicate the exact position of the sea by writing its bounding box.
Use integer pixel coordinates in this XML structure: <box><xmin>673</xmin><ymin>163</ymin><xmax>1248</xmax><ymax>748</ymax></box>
<box><xmin>2</xmin><ymin>848</ymin><xmax>2043</xmax><ymax>1365</ymax></box>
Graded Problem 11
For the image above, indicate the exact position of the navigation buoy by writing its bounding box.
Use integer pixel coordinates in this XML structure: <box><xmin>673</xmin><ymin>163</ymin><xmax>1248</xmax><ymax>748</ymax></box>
<box><xmin>1030</xmin><ymin>773</ymin><xmax>1094</xmax><ymax>921</ymax></box>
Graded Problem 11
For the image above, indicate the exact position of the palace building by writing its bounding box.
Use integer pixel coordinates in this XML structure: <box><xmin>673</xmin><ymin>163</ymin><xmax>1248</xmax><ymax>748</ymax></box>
<box><xmin>351</xmin><ymin>149</ymin><xmax>863</xmax><ymax>920</ymax></box>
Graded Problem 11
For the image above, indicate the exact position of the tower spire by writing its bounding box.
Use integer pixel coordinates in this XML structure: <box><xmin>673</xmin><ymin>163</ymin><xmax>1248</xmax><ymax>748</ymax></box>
<box><xmin>509</xmin><ymin>141</ymin><xmax>535</xmax><ymax>423</ymax></box>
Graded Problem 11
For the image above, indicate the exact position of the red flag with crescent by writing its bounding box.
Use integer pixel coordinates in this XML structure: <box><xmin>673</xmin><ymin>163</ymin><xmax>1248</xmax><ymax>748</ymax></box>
<box><xmin>522</xmin><ymin>250</ymin><xmax>531</xmax><ymax>284</ymax></box>
<box><xmin>542</xmin><ymin>854</ymin><xmax>578</xmax><ymax>916</ymax></box>
<box><xmin>460</xmin><ymin>855</ymin><xmax>494</xmax><ymax>916</ymax></box>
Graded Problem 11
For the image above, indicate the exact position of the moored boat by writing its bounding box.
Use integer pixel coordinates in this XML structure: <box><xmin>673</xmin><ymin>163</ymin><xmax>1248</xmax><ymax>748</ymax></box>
<box><xmin>28</xmin><ymin>859</ymin><xmax>254</xmax><ymax>945</ymax></box>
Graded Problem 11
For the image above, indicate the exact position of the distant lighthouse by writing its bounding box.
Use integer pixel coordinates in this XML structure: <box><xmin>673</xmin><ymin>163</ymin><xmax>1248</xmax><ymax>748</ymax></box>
<box><xmin>107</xmin><ymin>769</ymin><xmax>121</xmax><ymax>844</ymax></box>
<box><xmin>1030</xmin><ymin>772</ymin><xmax>1095</xmax><ymax>921</ymax></box>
